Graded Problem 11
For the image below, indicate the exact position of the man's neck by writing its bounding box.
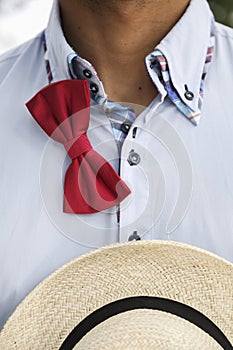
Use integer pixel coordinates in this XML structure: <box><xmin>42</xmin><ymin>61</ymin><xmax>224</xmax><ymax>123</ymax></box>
<box><xmin>59</xmin><ymin>0</ymin><xmax>190</xmax><ymax>107</ymax></box>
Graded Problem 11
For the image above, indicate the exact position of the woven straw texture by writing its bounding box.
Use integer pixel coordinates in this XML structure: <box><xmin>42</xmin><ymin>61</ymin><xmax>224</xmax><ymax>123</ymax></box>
<box><xmin>0</xmin><ymin>240</ymin><xmax>233</xmax><ymax>350</ymax></box>
<box><xmin>74</xmin><ymin>309</ymin><xmax>222</xmax><ymax>349</ymax></box>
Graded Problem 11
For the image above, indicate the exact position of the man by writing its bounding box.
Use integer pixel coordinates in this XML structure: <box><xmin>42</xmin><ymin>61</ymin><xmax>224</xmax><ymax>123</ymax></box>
<box><xmin>0</xmin><ymin>0</ymin><xmax>233</xmax><ymax>330</ymax></box>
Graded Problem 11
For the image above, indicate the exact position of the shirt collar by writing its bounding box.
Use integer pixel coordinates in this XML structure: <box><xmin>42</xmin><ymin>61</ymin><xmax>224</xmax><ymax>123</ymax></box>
<box><xmin>146</xmin><ymin>0</ymin><xmax>215</xmax><ymax>113</ymax></box>
<box><xmin>45</xmin><ymin>0</ymin><xmax>74</xmax><ymax>81</ymax></box>
<box><xmin>45</xmin><ymin>0</ymin><xmax>215</xmax><ymax>120</ymax></box>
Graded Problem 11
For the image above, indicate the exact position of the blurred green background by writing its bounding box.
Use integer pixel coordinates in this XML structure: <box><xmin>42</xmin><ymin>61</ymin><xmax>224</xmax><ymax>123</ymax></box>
<box><xmin>208</xmin><ymin>0</ymin><xmax>233</xmax><ymax>27</ymax></box>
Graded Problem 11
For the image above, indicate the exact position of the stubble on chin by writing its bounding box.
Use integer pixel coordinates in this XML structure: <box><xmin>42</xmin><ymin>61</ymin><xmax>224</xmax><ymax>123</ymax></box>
<box><xmin>80</xmin><ymin>0</ymin><xmax>161</xmax><ymax>13</ymax></box>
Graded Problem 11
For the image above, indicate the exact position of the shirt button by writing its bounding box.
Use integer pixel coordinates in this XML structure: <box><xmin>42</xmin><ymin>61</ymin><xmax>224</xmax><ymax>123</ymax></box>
<box><xmin>184</xmin><ymin>91</ymin><xmax>194</xmax><ymax>101</ymax></box>
<box><xmin>127</xmin><ymin>150</ymin><xmax>141</xmax><ymax>166</ymax></box>
<box><xmin>128</xmin><ymin>231</ymin><xmax>141</xmax><ymax>241</ymax></box>
<box><xmin>184</xmin><ymin>84</ymin><xmax>194</xmax><ymax>101</ymax></box>
<box><xmin>83</xmin><ymin>69</ymin><xmax>92</xmax><ymax>79</ymax></box>
<box><xmin>90</xmin><ymin>83</ymin><xmax>99</xmax><ymax>94</ymax></box>
<box><xmin>121</xmin><ymin>122</ymin><xmax>131</xmax><ymax>134</ymax></box>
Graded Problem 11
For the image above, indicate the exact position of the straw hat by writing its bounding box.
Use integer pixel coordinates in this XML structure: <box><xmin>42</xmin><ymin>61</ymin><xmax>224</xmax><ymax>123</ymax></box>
<box><xmin>0</xmin><ymin>240</ymin><xmax>233</xmax><ymax>350</ymax></box>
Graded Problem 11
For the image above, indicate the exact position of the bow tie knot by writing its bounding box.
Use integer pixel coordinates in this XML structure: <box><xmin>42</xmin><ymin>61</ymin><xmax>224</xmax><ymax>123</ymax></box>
<box><xmin>65</xmin><ymin>134</ymin><xmax>92</xmax><ymax>160</ymax></box>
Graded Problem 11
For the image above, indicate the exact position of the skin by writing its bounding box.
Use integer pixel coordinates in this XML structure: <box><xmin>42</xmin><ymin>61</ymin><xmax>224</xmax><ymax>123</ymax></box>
<box><xmin>59</xmin><ymin>0</ymin><xmax>190</xmax><ymax>108</ymax></box>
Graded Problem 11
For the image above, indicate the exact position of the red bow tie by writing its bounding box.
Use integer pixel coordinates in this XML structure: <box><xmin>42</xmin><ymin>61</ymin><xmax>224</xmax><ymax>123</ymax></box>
<box><xmin>26</xmin><ymin>80</ymin><xmax>131</xmax><ymax>214</ymax></box>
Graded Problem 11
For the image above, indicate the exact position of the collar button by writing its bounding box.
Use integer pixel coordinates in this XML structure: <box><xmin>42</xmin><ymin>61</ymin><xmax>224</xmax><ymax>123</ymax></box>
<box><xmin>121</xmin><ymin>122</ymin><xmax>131</xmax><ymax>134</ymax></box>
<box><xmin>90</xmin><ymin>83</ymin><xmax>99</xmax><ymax>94</ymax></box>
<box><xmin>184</xmin><ymin>91</ymin><xmax>194</xmax><ymax>101</ymax></box>
<box><xmin>83</xmin><ymin>69</ymin><xmax>93</xmax><ymax>79</ymax></box>
<box><xmin>184</xmin><ymin>84</ymin><xmax>194</xmax><ymax>101</ymax></box>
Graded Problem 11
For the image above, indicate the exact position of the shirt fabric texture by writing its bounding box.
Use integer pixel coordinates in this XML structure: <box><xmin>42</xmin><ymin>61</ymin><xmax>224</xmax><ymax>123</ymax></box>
<box><xmin>0</xmin><ymin>0</ymin><xmax>233</xmax><ymax>330</ymax></box>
